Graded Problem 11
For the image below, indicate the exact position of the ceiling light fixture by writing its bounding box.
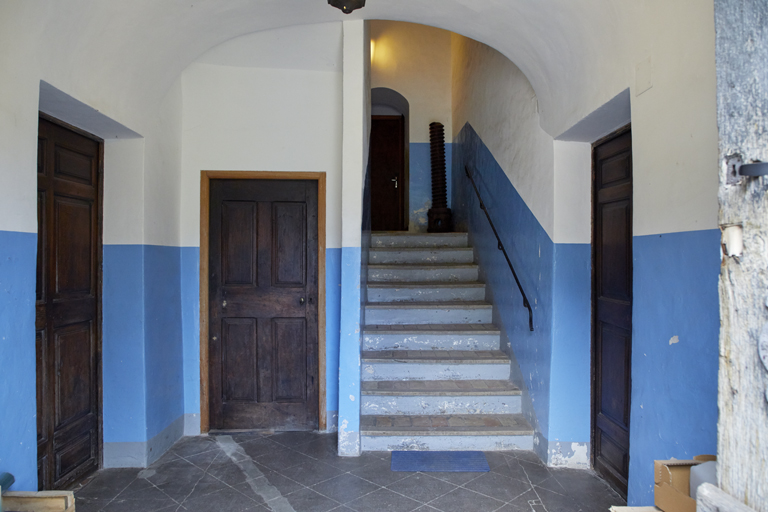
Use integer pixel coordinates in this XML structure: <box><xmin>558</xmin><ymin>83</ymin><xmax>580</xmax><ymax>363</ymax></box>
<box><xmin>328</xmin><ymin>0</ymin><xmax>365</xmax><ymax>14</ymax></box>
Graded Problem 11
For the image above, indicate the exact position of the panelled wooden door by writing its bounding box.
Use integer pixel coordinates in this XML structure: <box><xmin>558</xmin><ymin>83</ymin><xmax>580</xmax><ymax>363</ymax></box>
<box><xmin>370</xmin><ymin>115</ymin><xmax>406</xmax><ymax>231</ymax></box>
<box><xmin>208</xmin><ymin>179</ymin><xmax>319</xmax><ymax>431</ymax></box>
<box><xmin>592</xmin><ymin>127</ymin><xmax>633</xmax><ymax>497</ymax></box>
<box><xmin>37</xmin><ymin>117</ymin><xmax>102</xmax><ymax>490</ymax></box>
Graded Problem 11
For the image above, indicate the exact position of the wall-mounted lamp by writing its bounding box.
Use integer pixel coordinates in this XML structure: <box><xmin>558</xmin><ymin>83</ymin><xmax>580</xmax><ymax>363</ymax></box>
<box><xmin>739</xmin><ymin>161</ymin><xmax>768</xmax><ymax>176</ymax></box>
<box><xmin>328</xmin><ymin>0</ymin><xmax>365</xmax><ymax>14</ymax></box>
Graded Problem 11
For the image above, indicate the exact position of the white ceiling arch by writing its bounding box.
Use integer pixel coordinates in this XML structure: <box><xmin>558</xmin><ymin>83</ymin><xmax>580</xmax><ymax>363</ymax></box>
<box><xmin>0</xmin><ymin>0</ymin><xmax>642</xmax><ymax>137</ymax></box>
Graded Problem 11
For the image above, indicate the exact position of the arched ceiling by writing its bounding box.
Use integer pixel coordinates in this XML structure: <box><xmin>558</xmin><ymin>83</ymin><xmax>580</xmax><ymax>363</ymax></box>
<box><xmin>2</xmin><ymin>0</ymin><xmax>640</xmax><ymax>136</ymax></box>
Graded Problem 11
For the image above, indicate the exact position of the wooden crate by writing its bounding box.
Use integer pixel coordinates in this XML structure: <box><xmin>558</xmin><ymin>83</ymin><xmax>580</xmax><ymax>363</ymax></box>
<box><xmin>1</xmin><ymin>491</ymin><xmax>75</xmax><ymax>512</ymax></box>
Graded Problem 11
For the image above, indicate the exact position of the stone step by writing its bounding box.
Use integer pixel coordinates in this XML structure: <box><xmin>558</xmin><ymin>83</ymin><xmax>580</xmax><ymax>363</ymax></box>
<box><xmin>365</xmin><ymin>301</ymin><xmax>493</xmax><ymax>325</ymax></box>
<box><xmin>371</xmin><ymin>232</ymin><xmax>468</xmax><ymax>248</ymax></box>
<box><xmin>360</xmin><ymin>413</ymin><xmax>534</xmax><ymax>451</ymax></box>
<box><xmin>361</xmin><ymin>350</ymin><xmax>510</xmax><ymax>381</ymax></box>
<box><xmin>367</xmin><ymin>282</ymin><xmax>486</xmax><ymax>303</ymax></box>
<box><xmin>361</xmin><ymin>380</ymin><xmax>522</xmax><ymax>415</ymax></box>
<box><xmin>369</xmin><ymin>247</ymin><xmax>474</xmax><ymax>265</ymax></box>
<box><xmin>363</xmin><ymin>324</ymin><xmax>501</xmax><ymax>351</ymax></box>
<box><xmin>368</xmin><ymin>264</ymin><xmax>479</xmax><ymax>283</ymax></box>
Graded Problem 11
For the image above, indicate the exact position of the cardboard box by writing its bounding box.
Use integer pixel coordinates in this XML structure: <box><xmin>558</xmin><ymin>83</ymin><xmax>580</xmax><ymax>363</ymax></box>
<box><xmin>654</xmin><ymin>455</ymin><xmax>716</xmax><ymax>512</ymax></box>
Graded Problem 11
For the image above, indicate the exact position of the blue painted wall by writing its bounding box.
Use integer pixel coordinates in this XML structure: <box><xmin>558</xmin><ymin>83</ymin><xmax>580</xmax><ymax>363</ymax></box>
<box><xmin>409</xmin><ymin>142</ymin><xmax>452</xmax><ymax>232</ymax></box>
<box><xmin>180</xmin><ymin>247</ymin><xmax>200</xmax><ymax>417</ymax></box>
<box><xmin>143</xmin><ymin>246</ymin><xmax>185</xmax><ymax>439</ymax></box>
<box><xmin>337</xmin><ymin>246</ymin><xmax>362</xmax><ymax>454</ymax></box>
<box><xmin>0</xmin><ymin>230</ymin><xmax>38</xmax><ymax>490</ymax></box>
<box><xmin>103</xmin><ymin>245</ymin><xmax>147</xmax><ymax>443</ymax></box>
<box><xmin>628</xmin><ymin>230</ymin><xmax>720</xmax><ymax>505</ymax></box>
<box><xmin>325</xmin><ymin>248</ymin><xmax>342</xmax><ymax>421</ymax></box>
<box><xmin>452</xmin><ymin>123</ymin><xmax>554</xmax><ymax>442</ymax></box>
<box><xmin>550</xmin><ymin>243</ymin><xmax>592</xmax><ymax>444</ymax></box>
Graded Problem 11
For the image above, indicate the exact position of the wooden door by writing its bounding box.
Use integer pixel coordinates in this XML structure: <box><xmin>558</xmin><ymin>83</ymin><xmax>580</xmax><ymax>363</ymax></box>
<box><xmin>208</xmin><ymin>179</ymin><xmax>319</xmax><ymax>431</ymax></box>
<box><xmin>37</xmin><ymin>116</ymin><xmax>102</xmax><ymax>490</ymax></box>
<box><xmin>592</xmin><ymin>127</ymin><xmax>633</xmax><ymax>497</ymax></box>
<box><xmin>371</xmin><ymin>115</ymin><xmax>406</xmax><ymax>231</ymax></box>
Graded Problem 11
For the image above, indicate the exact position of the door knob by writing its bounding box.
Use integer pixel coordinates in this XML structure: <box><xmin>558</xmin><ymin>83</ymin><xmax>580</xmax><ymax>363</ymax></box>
<box><xmin>300</xmin><ymin>297</ymin><xmax>305</xmax><ymax>305</ymax></box>
<box><xmin>391</xmin><ymin>177</ymin><xmax>398</xmax><ymax>189</ymax></box>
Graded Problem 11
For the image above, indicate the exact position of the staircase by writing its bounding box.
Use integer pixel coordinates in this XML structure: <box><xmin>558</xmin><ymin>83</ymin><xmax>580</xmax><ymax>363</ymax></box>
<box><xmin>360</xmin><ymin>232</ymin><xmax>534</xmax><ymax>451</ymax></box>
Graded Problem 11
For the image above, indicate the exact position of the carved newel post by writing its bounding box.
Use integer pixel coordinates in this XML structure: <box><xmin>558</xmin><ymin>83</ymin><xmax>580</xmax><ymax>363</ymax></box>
<box><xmin>427</xmin><ymin>122</ymin><xmax>453</xmax><ymax>232</ymax></box>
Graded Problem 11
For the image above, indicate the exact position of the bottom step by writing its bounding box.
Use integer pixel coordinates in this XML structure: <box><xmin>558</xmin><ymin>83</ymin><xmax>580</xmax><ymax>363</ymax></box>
<box><xmin>361</xmin><ymin>413</ymin><xmax>533</xmax><ymax>452</ymax></box>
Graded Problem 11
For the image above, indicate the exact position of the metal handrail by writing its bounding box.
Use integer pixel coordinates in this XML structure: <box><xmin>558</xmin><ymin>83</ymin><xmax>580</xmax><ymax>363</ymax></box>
<box><xmin>465</xmin><ymin>166</ymin><xmax>534</xmax><ymax>331</ymax></box>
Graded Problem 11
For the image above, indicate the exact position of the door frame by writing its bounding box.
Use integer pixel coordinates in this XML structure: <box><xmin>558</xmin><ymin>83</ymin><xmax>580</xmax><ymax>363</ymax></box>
<box><xmin>199</xmin><ymin>171</ymin><xmax>327</xmax><ymax>433</ymax></box>
<box><xmin>37</xmin><ymin>112</ymin><xmax>105</xmax><ymax>483</ymax></box>
<box><xmin>590</xmin><ymin>123</ymin><xmax>632</xmax><ymax>494</ymax></box>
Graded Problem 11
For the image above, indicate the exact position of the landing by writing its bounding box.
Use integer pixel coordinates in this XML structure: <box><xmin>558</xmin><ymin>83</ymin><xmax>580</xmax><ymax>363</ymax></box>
<box><xmin>74</xmin><ymin>433</ymin><xmax>625</xmax><ymax>511</ymax></box>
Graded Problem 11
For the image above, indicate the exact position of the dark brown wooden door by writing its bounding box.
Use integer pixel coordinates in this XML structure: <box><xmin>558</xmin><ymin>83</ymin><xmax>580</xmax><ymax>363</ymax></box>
<box><xmin>208</xmin><ymin>179</ymin><xmax>319</xmax><ymax>431</ymax></box>
<box><xmin>36</xmin><ymin>117</ymin><xmax>102</xmax><ymax>490</ymax></box>
<box><xmin>592</xmin><ymin>127</ymin><xmax>633</xmax><ymax>497</ymax></box>
<box><xmin>371</xmin><ymin>115</ymin><xmax>406</xmax><ymax>231</ymax></box>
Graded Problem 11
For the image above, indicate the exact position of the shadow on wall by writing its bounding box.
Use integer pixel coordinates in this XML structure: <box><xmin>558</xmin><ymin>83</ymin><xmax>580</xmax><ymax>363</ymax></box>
<box><xmin>451</xmin><ymin>122</ymin><xmax>555</xmax><ymax>462</ymax></box>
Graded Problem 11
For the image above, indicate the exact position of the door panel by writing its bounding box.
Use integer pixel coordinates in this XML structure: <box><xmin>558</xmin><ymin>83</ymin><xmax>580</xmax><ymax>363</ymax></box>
<box><xmin>209</xmin><ymin>179</ymin><xmax>318</xmax><ymax>431</ymax></box>
<box><xmin>37</xmin><ymin>117</ymin><xmax>102</xmax><ymax>490</ymax></box>
<box><xmin>371</xmin><ymin>115</ymin><xmax>406</xmax><ymax>231</ymax></box>
<box><xmin>592</xmin><ymin>128</ymin><xmax>632</xmax><ymax>497</ymax></box>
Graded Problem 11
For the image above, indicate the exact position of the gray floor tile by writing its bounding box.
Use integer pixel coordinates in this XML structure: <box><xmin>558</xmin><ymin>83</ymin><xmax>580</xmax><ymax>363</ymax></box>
<box><xmin>256</xmin><ymin>447</ymin><xmax>314</xmax><ymax>472</ymax></box>
<box><xmin>74</xmin><ymin>434</ymin><xmax>623</xmax><ymax>512</ymax></box>
<box><xmin>345</xmin><ymin>488</ymin><xmax>421</xmax><ymax>512</ymax></box>
<box><xmin>384</xmin><ymin>473</ymin><xmax>457</xmax><ymax>503</ymax></box>
<box><xmin>76</xmin><ymin>469</ymin><xmax>138</xmax><ymax>500</ymax></box>
<box><xmin>427</xmin><ymin>487</ymin><xmax>505</xmax><ymax>512</ymax></box>
<box><xmin>462</xmin><ymin>470</ymin><xmax>532</xmax><ymax>503</ymax></box>
<box><xmin>350</xmin><ymin>458</ymin><xmax>413</xmax><ymax>487</ymax></box>
<box><xmin>181</xmin><ymin>486</ymin><xmax>263</xmax><ymax>512</ymax></box>
<box><xmin>278</xmin><ymin>459</ymin><xmax>343</xmax><ymax>487</ymax></box>
<box><xmin>283</xmin><ymin>487</ymin><xmax>341</xmax><ymax>512</ymax></box>
<box><xmin>312</xmin><ymin>473</ymin><xmax>381</xmax><ymax>504</ymax></box>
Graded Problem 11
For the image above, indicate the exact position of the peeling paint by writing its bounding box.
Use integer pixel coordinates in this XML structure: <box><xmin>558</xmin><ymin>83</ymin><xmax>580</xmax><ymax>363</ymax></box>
<box><xmin>548</xmin><ymin>441</ymin><xmax>590</xmax><ymax>468</ymax></box>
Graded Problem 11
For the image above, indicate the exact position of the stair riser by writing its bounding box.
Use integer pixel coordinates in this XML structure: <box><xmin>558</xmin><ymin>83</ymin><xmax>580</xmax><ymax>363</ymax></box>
<box><xmin>368</xmin><ymin>286</ymin><xmax>485</xmax><ymax>303</ymax></box>
<box><xmin>362</xmin><ymin>363</ymin><xmax>510</xmax><ymax>381</ymax></box>
<box><xmin>363</xmin><ymin>333</ymin><xmax>501</xmax><ymax>351</ymax></box>
<box><xmin>369</xmin><ymin>249</ymin><xmax>474</xmax><ymax>265</ymax></box>
<box><xmin>361</xmin><ymin>435</ymin><xmax>534</xmax><ymax>452</ymax></box>
<box><xmin>365</xmin><ymin>307</ymin><xmax>492</xmax><ymax>325</ymax></box>
<box><xmin>369</xmin><ymin>267</ymin><xmax>478</xmax><ymax>282</ymax></box>
<box><xmin>371</xmin><ymin>234</ymin><xmax>468</xmax><ymax>248</ymax></box>
<box><xmin>362</xmin><ymin>396</ymin><xmax>522</xmax><ymax>415</ymax></box>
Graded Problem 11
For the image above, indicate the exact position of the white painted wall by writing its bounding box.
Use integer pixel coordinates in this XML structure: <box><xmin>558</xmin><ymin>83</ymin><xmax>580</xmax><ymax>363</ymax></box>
<box><xmin>628</xmin><ymin>0</ymin><xmax>719</xmax><ymax>236</ymax></box>
<box><xmin>553</xmin><ymin>141</ymin><xmax>591</xmax><ymax>245</ymax></box>
<box><xmin>370</xmin><ymin>21</ymin><xmax>452</xmax><ymax>143</ymax></box>
<box><xmin>104</xmin><ymin>139</ymin><xmax>145</xmax><ymax>246</ymax></box>
<box><xmin>451</xmin><ymin>33</ymin><xmax>556</xmax><ymax>240</ymax></box>
<box><xmin>180</xmin><ymin>23</ymin><xmax>343</xmax><ymax>249</ymax></box>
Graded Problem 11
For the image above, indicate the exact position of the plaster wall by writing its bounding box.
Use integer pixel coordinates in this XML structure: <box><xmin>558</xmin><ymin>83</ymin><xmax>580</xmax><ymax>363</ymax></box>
<box><xmin>179</xmin><ymin>23</ymin><xmax>345</xmax><ymax>429</ymax></box>
<box><xmin>370</xmin><ymin>21</ymin><xmax>452</xmax><ymax>144</ymax></box>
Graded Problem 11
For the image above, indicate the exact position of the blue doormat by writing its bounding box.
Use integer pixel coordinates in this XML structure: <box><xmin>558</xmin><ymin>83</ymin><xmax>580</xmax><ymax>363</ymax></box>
<box><xmin>391</xmin><ymin>451</ymin><xmax>490</xmax><ymax>472</ymax></box>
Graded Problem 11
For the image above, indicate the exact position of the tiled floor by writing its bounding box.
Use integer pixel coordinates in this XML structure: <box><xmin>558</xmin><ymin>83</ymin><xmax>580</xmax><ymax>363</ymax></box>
<box><xmin>74</xmin><ymin>432</ymin><xmax>625</xmax><ymax>512</ymax></box>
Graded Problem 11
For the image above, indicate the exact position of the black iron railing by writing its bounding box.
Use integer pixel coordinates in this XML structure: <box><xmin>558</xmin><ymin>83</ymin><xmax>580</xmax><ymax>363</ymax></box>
<box><xmin>465</xmin><ymin>166</ymin><xmax>534</xmax><ymax>331</ymax></box>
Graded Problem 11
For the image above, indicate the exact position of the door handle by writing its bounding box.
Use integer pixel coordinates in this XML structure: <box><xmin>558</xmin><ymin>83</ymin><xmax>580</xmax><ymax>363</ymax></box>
<box><xmin>391</xmin><ymin>177</ymin><xmax>398</xmax><ymax>189</ymax></box>
<box><xmin>300</xmin><ymin>297</ymin><xmax>305</xmax><ymax>305</ymax></box>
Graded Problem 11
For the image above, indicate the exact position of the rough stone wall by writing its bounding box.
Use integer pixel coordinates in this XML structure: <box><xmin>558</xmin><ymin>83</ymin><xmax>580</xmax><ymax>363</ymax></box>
<box><xmin>715</xmin><ymin>1</ymin><xmax>768</xmax><ymax>510</ymax></box>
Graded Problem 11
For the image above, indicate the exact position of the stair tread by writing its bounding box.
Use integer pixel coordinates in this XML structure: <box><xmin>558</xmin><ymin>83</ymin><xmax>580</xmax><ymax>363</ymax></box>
<box><xmin>369</xmin><ymin>263</ymin><xmax>477</xmax><ymax>269</ymax></box>
<box><xmin>368</xmin><ymin>282</ymin><xmax>485</xmax><ymax>288</ymax></box>
<box><xmin>372</xmin><ymin>232</ymin><xmax>468</xmax><ymax>236</ymax></box>
<box><xmin>362</xmin><ymin>380</ymin><xmax>520</xmax><ymax>396</ymax></box>
<box><xmin>366</xmin><ymin>301</ymin><xmax>491</xmax><ymax>309</ymax></box>
<box><xmin>361</xmin><ymin>413</ymin><xmax>533</xmax><ymax>436</ymax></box>
<box><xmin>362</xmin><ymin>350</ymin><xmax>509</xmax><ymax>363</ymax></box>
<box><xmin>364</xmin><ymin>323</ymin><xmax>500</xmax><ymax>333</ymax></box>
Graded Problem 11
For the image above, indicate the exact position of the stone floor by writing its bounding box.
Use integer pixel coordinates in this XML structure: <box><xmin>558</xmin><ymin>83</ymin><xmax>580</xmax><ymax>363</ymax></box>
<box><xmin>74</xmin><ymin>432</ymin><xmax>625</xmax><ymax>512</ymax></box>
